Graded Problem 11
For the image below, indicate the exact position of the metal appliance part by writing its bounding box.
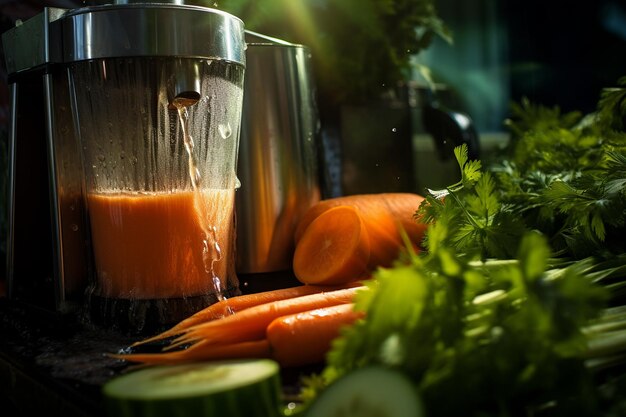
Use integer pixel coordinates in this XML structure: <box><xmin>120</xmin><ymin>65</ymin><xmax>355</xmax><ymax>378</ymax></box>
<box><xmin>236</xmin><ymin>31</ymin><xmax>321</xmax><ymax>274</ymax></box>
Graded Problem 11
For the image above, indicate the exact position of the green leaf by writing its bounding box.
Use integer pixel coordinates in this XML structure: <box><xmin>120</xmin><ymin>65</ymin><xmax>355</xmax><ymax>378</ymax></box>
<box><xmin>517</xmin><ymin>232</ymin><xmax>550</xmax><ymax>282</ymax></box>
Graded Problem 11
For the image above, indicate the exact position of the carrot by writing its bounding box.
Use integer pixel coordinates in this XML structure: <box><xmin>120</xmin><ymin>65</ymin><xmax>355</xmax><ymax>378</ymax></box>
<box><xmin>116</xmin><ymin>304</ymin><xmax>363</xmax><ymax>367</ymax></box>
<box><xmin>293</xmin><ymin>206</ymin><xmax>371</xmax><ymax>285</ymax></box>
<box><xmin>114</xmin><ymin>339</ymin><xmax>271</xmax><ymax>365</ymax></box>
<box><xmin>293</xmin><ymin>193</ymin><xmax>427</xmax><ymax>284</ymax></box>
<box><xmin>167</xmin><ymin>286</ymin><xmax>363</xmax><ymax>348</ymax></box>
<box><xmin>294</xmin><ymin>193</ymin><xmax>426</xmax><ymax>244</ymax></box>
<box><xmin>132</xmin><ymin>282</ymin><xmax>361</xmax><ymax>347</ymax></box>
<box><xmin>266</xmin><ymin>303</ymin><xmax>363</xmax><ymax>367</ymax></box>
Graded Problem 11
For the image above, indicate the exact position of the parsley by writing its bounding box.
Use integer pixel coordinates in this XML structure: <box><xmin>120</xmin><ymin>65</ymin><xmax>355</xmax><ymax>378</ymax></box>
<box><xmin>477</xmin><ymin>80</ymin><xmax>626</xmax><ymax>260</ymax></box>
<box><xmin>304</xmin><ymin>78</ymin><xmax>626</xmax><ymax>417</ymax></box>
<box><xmin>311</xmin><ymin>232</ymin><xmax>607</xmax><ymax>417</ymax></box>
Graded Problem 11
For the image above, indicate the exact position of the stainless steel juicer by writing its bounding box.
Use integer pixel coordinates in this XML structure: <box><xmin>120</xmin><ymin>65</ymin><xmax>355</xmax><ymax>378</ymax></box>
<box><xmin>2</xmin><ymin>1</ymin><xmax>246</xmax><ymax>325</ymax></box>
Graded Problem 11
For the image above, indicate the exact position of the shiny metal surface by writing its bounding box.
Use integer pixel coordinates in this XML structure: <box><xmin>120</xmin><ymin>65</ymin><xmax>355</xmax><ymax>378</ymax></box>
<box><xmin>167</xmin><ymin>59</ymin><xmax>202</xmax><ymax>108</ymax></box>
<box><xmin>236</xmin><ymin>37</ymin><xmax>321</xmax><ymax>273</ymax></box>
<box><xmin>115</xmin><ymin>0</ymin><xmax>184</xmax><ymax>4</ymax></box>
<box><xmin>61</xmin><ymin>4</ymin><xmax>245</xmax><ymax>65</ymax></box>
<box><xmin>2</xmin><ymin>8</ymin><xmax>66</xmax><ymax>75</ymax></box>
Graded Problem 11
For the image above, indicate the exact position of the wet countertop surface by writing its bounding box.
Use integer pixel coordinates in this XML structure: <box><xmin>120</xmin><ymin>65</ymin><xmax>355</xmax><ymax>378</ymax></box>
<box><xmin>0</xmin><ymin>272</ymin><xmax>306</xmax><ymax>417</ymax></box>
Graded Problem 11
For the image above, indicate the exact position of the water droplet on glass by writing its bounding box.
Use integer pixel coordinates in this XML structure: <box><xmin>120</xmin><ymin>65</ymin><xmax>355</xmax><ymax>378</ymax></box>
<box><xmin>218</xmin><ymin>123</ymin><xmax>232</xmax><ymax>139</ymax></box>
<box><xmin>97</xmin><ymin>154</ymin><xmax>106</xmax><ymax>162</ymax></box>
<box><xmin>70</xmin><ymin>224</ymin><xmax>79</xmax><ymax>232</ymax></box>
<box><xmin>391</xmin><ymin>127</ymin><xmax>397</xmax><ymax>133</ymax></box>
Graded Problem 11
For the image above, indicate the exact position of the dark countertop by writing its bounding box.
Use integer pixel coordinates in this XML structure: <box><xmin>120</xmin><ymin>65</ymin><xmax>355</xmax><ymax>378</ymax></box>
<box><xmin>0</xmin><ymin>271</ymin><xmax>309</xmax><ymax>417</ymax></box>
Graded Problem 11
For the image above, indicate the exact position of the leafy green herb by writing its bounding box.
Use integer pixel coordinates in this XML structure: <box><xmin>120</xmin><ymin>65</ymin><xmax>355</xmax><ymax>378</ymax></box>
<box><xmin>303</xmin><ymin>79</ymin><xmax>626</xmax><ymax>417</ymax></box>
<box><xmin>308</xmin><ymin>231</ymin><xmax>606</xmax><ymax>417</ymax></box>
<box><xmin>487</xmin><ymin>80</ymin><xmax>626</xmax><ymax>259</ymax></box>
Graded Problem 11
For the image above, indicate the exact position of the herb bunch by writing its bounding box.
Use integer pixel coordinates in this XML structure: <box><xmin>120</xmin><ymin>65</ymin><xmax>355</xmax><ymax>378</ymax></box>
<box><xmin>302</xmin><ymin>78</ymin><xmax>626</xmax><ymax>416</ymax></box>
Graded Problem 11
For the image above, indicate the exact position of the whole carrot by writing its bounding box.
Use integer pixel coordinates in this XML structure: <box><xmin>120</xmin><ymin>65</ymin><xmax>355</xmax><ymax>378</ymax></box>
<box><xmin>168</xmin><ymin>286</ymin><xmax>364</xmax><ymax>348</ymax></box>
<box><xmin>266</xmin><ymin>303</ymin><xmax>363</xmax><ymax>367</ymax></box>
<box><xmin>116</xmin><ymin>304</ymin><xmax>363</xmax><ymax>367</ymax></box>
<box><xmin>133</xmin><ymin>282</ymin><xmax>361</xmax><ymax>347</ymax></box>
<box><xmin>112</xmin><ymin>339</ymin><xmax>272</xmax><ymax>365</ymax></box>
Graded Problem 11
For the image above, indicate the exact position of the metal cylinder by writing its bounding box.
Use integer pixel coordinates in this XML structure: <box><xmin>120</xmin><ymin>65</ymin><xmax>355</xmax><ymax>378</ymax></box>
<box><xmin>61</xmin><ymin>3</ymin><xmax>245</xmax><ymax>65</ymax></box>
<box><xmin>236</xmin><ymin>32</ymin><xmax>321</xmax><ymax>274</ymax></box>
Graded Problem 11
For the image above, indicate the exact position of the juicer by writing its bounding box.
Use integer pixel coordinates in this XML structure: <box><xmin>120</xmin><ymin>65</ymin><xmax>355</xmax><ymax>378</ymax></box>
<box><xmin>3</xmin><ymin>1</ymin><xmax>246</xmax><ymax>331</ymax></box>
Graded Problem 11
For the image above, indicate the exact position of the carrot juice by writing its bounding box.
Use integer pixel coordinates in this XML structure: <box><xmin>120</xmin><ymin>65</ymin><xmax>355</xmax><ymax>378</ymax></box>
<box><xmin>87</xmin><ymin>189</ymin><xmax>235</xmax><ymax>299</ymax></box>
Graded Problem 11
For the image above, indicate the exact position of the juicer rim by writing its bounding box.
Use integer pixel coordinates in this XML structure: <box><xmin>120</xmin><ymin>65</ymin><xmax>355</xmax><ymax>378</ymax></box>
<box><xmin>62</xmin><ymin>2</ymin><xmax>243</xmax><ymax>25</ymax></box>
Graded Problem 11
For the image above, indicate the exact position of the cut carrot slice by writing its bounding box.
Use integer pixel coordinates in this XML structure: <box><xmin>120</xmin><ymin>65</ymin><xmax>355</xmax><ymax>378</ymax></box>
<box><xmin>293</xmin><ymin>206</ymin><xmax>370</xmax><ymax>285</ymax></box>
<box><xmin>294</xmin><ymin>193</ymin><xmax>425</xmax><ymax>244</ymax></box>
<box><xmin>294</xmin><ymin>193</ymin><xmax>428</xmax><ymax>273</ymax></box>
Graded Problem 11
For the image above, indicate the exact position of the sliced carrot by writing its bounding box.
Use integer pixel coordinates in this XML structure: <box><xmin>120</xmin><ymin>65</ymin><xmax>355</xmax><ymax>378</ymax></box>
<box><xmin>132</xmin><ymin>282</ymin><xmax>361</xmax><ymax>347</ymax></box>
<box><xmin>293</xmin><ymin>206</ymin><xmax>371</xmax><ymax>285</ymax></box>
<box><xmin>293</xmin><ymin>193</ymin><xmax>427</xmax><ymax>281</ymax></box>
<box><xmin>266</xmin><ymin>303</ymin><xmax>363</xmax><ymax>367</ymax></box>
<box><xmin>169</xmin><ymin>286</ymin><xmax>363</xmax><ymax>348</ymax></box>
<box><xmin>294</xmin><ymin>193</ymin><xmax>426</xmax><ymax>244</ymax></box>
<box><xmin>115</xmin><ymin>339</ymin><xmax>271</xmax><ymax>365</ymax></box>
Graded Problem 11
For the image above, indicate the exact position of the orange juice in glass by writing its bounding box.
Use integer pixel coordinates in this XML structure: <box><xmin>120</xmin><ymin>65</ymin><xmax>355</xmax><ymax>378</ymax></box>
<box><xmin>71</xmin><ymin>57</ymin><xmax>244</xmax><ymax>330</ymax></box>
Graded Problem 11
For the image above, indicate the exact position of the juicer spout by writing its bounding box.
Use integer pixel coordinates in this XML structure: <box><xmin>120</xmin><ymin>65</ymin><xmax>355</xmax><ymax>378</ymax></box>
<box><xmin>168</xmin><ymin>60</ymin><xmax>201</xmax><ymax>109</ymax></box>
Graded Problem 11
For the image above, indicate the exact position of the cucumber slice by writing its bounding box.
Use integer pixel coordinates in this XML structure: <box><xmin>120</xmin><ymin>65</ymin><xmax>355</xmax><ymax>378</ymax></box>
<box><xmin>103</xmin><ymin>359</ymin><xmax>282</xmax><ymax>417</ymax></box>
<box><xmin>305</xmin><ymin>366</ymin><xmax>423</xmax><ymax>417</ymax></box>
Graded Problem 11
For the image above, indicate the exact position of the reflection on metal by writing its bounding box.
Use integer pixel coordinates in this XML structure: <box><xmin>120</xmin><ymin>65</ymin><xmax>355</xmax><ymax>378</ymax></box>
<box><xmin>236</xmin><ymin>32</ymin><xmax>321</xmax><ymax>273</ymax></box>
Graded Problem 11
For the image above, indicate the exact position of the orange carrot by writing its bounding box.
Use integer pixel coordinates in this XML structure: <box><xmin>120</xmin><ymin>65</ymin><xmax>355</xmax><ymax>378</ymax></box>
<box><xmin>267</xmin><ymin>303</ymin><xmax>363</xmax><ymax>367</ymax></box>
<box><xmin>116</xmin><ymin>304</ymin><xmax>363</xmax><ymax>367</ymax></box>
<box><xmin>168</xmin><ymin>286</ymin><xmax>363</xmax><ymax>348</ymax></box>
<box><xmin>293</xmin><ymin>206</ymin><xmax>371</xmax><ymax>285</ymax></box>
<box><xmin>115</xmin><ymin>339</ymin><xmax>271</xmax><ymax>365</ymax></box>
<box><xmin>133</xmin><ymin>282</ymin><xmax>361</xmax><ymax>346</ymax></box>
<box><xmin>293</xmin><ymin>193</ymin><xmax>427</xmax><ymax>284</ymax></box>
<box><xmin>294</xmin><ymin>193</ymin><xmax>426</xmax><ymax>244</ymax></box>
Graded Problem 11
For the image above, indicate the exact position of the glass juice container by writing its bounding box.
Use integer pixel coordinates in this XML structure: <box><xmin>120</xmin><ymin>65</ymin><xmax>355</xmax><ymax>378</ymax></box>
<box><xmin>63</xmin><ymin>1</ymin><xmax>246</xmax><ymax>332</ymax></box>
